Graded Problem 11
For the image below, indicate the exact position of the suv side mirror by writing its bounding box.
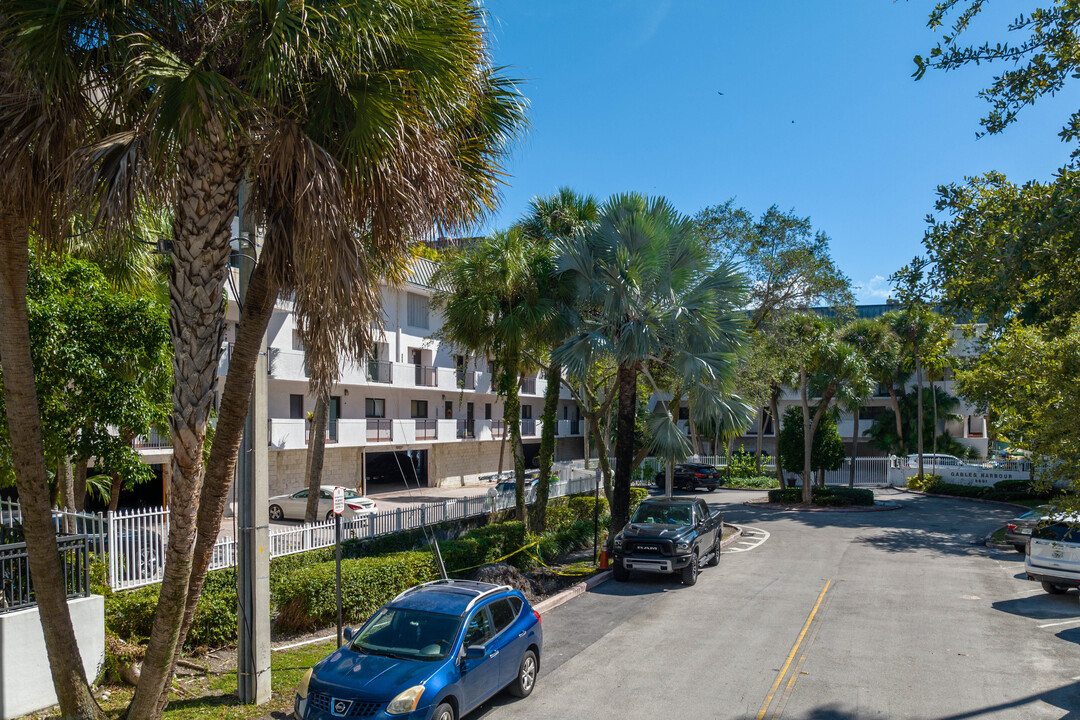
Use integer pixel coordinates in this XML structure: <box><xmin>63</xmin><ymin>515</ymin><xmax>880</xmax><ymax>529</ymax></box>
<box><xmin>342</xmin><ymin>627</ymin><xmax>356</xmax><ymax>643</ymax></box>
<box><xmin>464</xmin><ymin>645</ymin><xmax>486</xmax><ymax>659</ymax></box>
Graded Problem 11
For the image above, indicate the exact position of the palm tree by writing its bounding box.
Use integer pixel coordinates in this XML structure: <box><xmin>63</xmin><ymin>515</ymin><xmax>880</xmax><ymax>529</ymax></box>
<box><xmin>434</xmin><ymin>228</ymin><xmax>550</xmax><ymax>525</ymax></box>
<box><xmin>5</xmin><ymin>0</ymin><xmax>525</xmax><ymax>714</ymax></box>
<box><xmin>840</xmin><ymin>318</ymin><xmax>899</xmax><ymax>486</ymax></box>
<box><xmin>518</xmin><ymin>188</ymin><xmax>598</xmax><ymax>531</ymax></box>
<box><xmin>554</xmin><ymin>193</ymin><xmax>748</xmax><ymax>538</ymax></box>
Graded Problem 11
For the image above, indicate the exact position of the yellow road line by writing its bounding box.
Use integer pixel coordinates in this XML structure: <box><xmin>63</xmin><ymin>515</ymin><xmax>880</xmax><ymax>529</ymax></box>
<box><xmin>770</xmin><ymin>583</ymin><xmax>837</xmax><ymax>719</ymax></box>
<box><xmin>755</xmin><ymin>580</ymin><xmax>832</xmax><ymax>720</ymax></box>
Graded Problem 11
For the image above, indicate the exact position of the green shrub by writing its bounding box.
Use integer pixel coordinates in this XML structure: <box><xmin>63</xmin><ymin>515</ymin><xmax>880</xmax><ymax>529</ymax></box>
<box><xmin>726</xmin><ymin>449</ymin><xmax>758</xmax><ymax>479</ymax></box>
<box><xmin>725</xmin><ymin>475</ymin><xmax>779</xmax><ymax>489</ymax></box>
<box><xmin>568</xmin><ymin>494</ymin><xmax>609</xmax><ymax>523</ymax></box>
<box><xmin>105</xmin><ymin>569</ymin><xmax>239</xmax><ymax>649</ymax></box>
<box><xmin>766</xmin><ymin>487</ymin><xmax>874</xmax><ymax>507</ymax></box>
<box><xmin>533</xmin><ymin>520</ymin><xmax>594</xmax><ymax>566</ymax></box>
<box><xmin>629</xmin><ymin>487</ymin><xmax>648</xmax><ymax>516</ymax></box>
<box><xmin>274</xmin><ymin>551</ymin><xmax>438</xmax><ymax>634</ymax></box>
<box><xmin>906</xmin><ymin>474</ymin><xmax>942</xmax><ymax>491</ymax></box>
<box><xmin>909</xmin><ymin>475</ymin><xmax>1055</xmax><ymax>503</ymax></box>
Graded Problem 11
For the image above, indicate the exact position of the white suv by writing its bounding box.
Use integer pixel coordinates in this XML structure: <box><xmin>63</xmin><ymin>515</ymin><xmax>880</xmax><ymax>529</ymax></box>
<box><xmin>1025</xmin><ymin>514</ymin><xmax>1080</xmax><ymax>594</ymax></box>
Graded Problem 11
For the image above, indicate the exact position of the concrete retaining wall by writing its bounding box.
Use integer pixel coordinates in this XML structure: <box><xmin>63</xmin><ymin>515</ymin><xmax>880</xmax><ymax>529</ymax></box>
<box><xmin>0</xmin><ymin>595</ymin><xmax>105</xmax><ymax>720</ymax></box>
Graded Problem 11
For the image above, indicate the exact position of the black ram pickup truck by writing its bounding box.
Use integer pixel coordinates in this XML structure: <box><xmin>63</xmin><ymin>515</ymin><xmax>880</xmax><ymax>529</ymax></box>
<box><xmin>611</xmin><ymin>498</ymin><xmax>723</xmax><ymax>586</ymax></box>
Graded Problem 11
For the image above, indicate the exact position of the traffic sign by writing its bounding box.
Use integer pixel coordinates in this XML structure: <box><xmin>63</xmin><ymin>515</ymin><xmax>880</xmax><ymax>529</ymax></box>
<box><xmin>332</xmin><ymin>486</ymin><xmax>345</xmax><ymax>515</ymax></box>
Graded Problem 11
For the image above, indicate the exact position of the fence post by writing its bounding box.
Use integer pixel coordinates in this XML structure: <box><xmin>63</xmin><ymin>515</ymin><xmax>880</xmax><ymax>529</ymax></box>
<box><xmin>396</xmin><ymin>508</ymin><xmax>403</xmax><ymax>533</ymax></box>
<box><xmin>106</xmin><ymin>510</ymin><xmax>116</xmax><ymax>588</ymax></box>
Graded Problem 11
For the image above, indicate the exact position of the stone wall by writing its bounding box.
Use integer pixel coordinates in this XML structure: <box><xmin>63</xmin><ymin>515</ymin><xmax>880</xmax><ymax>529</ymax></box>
<box><xmin>429</xmin><ymin>440</ymin><xmax>507</xmax><ymax>487</ymax></box>
<box><xmin>268</xmin><ymin>446</ymin><xmax>365</xmax><ymax>496</ymax></box>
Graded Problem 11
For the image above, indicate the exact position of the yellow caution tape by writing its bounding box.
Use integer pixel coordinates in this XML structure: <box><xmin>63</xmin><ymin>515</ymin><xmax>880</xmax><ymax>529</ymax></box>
<box><xmin>448</xmin><ymin>538</ymin><xmax>544</xmax><ymax>574</ymax></box>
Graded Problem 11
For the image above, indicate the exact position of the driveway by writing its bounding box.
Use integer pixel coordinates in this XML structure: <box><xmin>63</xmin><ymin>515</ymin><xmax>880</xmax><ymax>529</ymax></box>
<box><xmin>469</xmin><ymin>489</ymin><xmax>1080</xmax><ymax>719</ymax></box>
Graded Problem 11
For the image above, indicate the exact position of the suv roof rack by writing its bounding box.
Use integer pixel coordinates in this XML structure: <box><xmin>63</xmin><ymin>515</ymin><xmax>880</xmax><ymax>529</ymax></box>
<box><xmin>463</xmin><ymin>584</ymin><xmax>513</xmax><ymax>613</ymax></box>
<box><xmin>390</xmin><ymin>580</ymin><xmax>514</xmax><ymax>609</ymax></box>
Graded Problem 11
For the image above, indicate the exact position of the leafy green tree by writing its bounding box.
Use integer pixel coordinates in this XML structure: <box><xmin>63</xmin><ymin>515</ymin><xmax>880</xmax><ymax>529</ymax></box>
<box><xmin>693</xmin><ymin>201</ymin><xmax>854</xmax><ymax>330</ymax></box>
<box><xmin>555</xmin><ymin>193</ymin><xmax>748</xmax><ymax>538</ymax></box>
<box><xmin>865</xmin><ymin>386</ymin><xmax>964</xmax><ymax>459</ymax></box>
<box><xmin>839</xmin><ymin>318</ymin><xmax>899</xmax><ymax>486</ymax></box>
<box><xmin>777</xmin><ymin>405</ymin><xmax>845</xmax><ymax>485</ymax></box>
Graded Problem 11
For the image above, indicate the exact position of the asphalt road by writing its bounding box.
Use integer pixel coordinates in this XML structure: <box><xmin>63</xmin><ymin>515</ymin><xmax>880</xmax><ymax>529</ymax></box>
<box><xmin>469</xmin><ymin>488</ymin><xmax>1080</xmax><ymax>720</ymax></box>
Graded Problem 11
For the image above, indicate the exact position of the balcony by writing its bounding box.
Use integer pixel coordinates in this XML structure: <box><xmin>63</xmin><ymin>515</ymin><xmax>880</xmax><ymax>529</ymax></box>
<box><xmin>556</xmin><ymin>419</ymin><xmax>582</xmax><ymax>437</ymax></box>
<box><xmin>492</xmin><ymin>420</ymin><xmax>506</xmax><ymax>439</ymax></box>
<box><xmin>366</xmin><ymin>361</ymin><xmax>392</xmax><ymax>384</ymax></box>
<box><xmin>456</xmin><ymin>369</ymin><xmax>476</xmax><ymax>390</ymax></box>
<box><xmin>366</xmin><ymin>418</ymin><xmax>392</xmax><ymax>442</ymax></box>
<box><xmin>415</xmin><ymin>418</ymin><xmax>438</xmax><ymax>441</ymax></box>
<box><xmin>521</xmin><ymin>418</ymin><xmax>537</xmax><ymax>437</ymax></box>
<box><xmin>519</xmin><ymin>376</ymin><xmax>536</xmax><ymax>395</ymax></box>
<box><xmin>413</xmin><ymin>365</ymin><xmax>437</xmax><ymax>387</ymax></box>
<box><xmin>132</xmin><ymin>430</ymin><xmax>171</xmax><ymax>450</ymax></box>
<box><xmin>456</xmin><ymin>418</ymin><xmax>476</xmax><ymax>439</ymax></box>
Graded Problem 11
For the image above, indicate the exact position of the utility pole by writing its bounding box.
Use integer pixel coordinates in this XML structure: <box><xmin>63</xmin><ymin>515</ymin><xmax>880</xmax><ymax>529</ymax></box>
<box><xmin>237</xmin><ymin>188</ymin><xmax>271</xmax><ymax>704</ymax></box>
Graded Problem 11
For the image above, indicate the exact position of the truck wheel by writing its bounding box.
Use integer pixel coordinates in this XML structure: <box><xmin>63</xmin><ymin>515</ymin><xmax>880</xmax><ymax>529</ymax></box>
<box><xmin>680</xmin><ymin>553</ymin><xmax>698</xmax><ymax>586</ymax></box>
<box><xmin>1013</xmin><ymin>544</ymin><xmax>1027</xmax><ymax>554</ymax></box>
<box><xmin>1042</xmin><ymin>581</ymin><xmax>1069</xmax><ymax>595</ymax></box>
<box><xmin>613</xmin><ymin>562</ymin><xmax>629</xmax><ymax>582</ymax></box>
<box><xmin>705</xmin><ymin>536</ymin><xmax>721</xmax><ymax>567</ymax></box>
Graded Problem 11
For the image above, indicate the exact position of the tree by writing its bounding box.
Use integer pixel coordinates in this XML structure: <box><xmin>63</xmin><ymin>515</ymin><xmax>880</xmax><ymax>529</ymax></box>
<box><xmin>303</xmin><ymin>388</ymin><xmax>330</xmax><ymax>523</ymax></box>
<box><xmin>914</xmin><ymin>2</ymin><xmax>1080</xmax><ymax>152</ymax></box>
<box><xmin>518</xmin><ymin>188</ymin><xmax>598</xmax><ymax>532</ymax></box>
<box><xmin>435</xmin><ymin>228</ymin><xmax>551</xmax><ymax>526</ymax></box>
<box><xmin>554</xmin><ymin>193</ymin><xmax>748</xmax><ymax>539</ymax></box>
<box><xmin>777</xmin><ymin>405</ymin><xmax>846</xmax><ymax>485</ymax></box>
<box><xmin>839</xmin><ymin>318</ymin><xmax>899</xmax><ymax>486</ymax></box>
<box><xmin>865</xmin><ymin>385</ymin><xmax>964</xmax><ymax>458</ymax></box>
<box><xmin>693</xmin><ymin>201</ymin><xmax>854</xmax><ymax>330</ymax></box>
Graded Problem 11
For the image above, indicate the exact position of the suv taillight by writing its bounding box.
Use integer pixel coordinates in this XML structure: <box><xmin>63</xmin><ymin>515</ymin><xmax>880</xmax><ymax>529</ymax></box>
<box><xmin>533</xmin><ymin>610</ymin><xmax>542</xmax><ymax>625</ymax></box>
<box><xmin>694</xmin><ymin>473</ymin><xmax>707</xmax><ymax>478</ymax></box>
<box><xmin>1006</xmin><ymin>523</ymin><xmax>1017</xmax><ymax>531</ymax></box>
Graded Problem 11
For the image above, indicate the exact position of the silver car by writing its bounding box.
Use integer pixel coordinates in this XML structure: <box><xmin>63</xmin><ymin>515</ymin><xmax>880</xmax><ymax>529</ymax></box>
<box><xmin>268</xmin><ymin>485</ymin><xmax>377</xmax><ymax>522</ymax></box>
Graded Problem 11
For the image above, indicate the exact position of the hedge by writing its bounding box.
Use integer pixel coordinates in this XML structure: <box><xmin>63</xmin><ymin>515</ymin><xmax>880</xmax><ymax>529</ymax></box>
<box><xmin>105</xmin><ymin>570</ymin><xmax>239</xmax><ymax>650</ymax></box>
<box><xmin>908</xmin><ymin>475</ymin><xmax>1054</xmax><ymax>503</ymax></box>
<box><xmin>767</xmin><ymin>487</ymin><xmax>875</xmax><ymax>507</ymax></box>
<box><xmin>274</xmin><ymin>551</ymin><xmax>439</xmax><ymax>634</ymax></box>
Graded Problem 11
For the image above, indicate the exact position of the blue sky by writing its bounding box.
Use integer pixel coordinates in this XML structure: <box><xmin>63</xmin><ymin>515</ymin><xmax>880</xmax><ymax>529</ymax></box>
<box><xmin>478</xmin><ymin>1</ymin><xmax>1076</xmax><ymax>303</ymax></box>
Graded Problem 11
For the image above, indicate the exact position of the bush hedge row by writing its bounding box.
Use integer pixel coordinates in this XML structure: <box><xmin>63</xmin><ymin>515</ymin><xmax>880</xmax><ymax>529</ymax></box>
<box><xmin>907</xmin><ymin>475</ymin><xmax>1053</xmax><ymax>502</ymax></box>
<box><xmin>767</xmin><ymin>486</ymin><xmax>875</xmax><ymax>507</ymax></box>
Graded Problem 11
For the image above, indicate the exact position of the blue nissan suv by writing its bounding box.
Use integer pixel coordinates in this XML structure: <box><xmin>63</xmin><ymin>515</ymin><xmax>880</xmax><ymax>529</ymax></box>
<box><xmin>294</xmin><ymin>580</ymin><xmax>543</xmax><ymax>720</ymax></box>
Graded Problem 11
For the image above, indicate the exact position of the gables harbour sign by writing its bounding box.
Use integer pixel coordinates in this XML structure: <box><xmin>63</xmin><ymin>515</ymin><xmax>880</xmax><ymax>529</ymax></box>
<box><xmin>903</xmin><ymin>465</ymin><xmax>1029</xmax><ymax>487</ymax></box>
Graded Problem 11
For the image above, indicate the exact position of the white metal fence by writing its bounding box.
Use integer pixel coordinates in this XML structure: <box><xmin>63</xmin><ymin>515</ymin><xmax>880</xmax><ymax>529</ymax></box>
<box><xmin>619</xmin><ymin>455</ymin><xmax>890</xmax><ymax>487</ymax></box>
<box><xmin>0</xmin><ymin>467</ymin><xmax>603</xmax><ymax>592</ymax></box>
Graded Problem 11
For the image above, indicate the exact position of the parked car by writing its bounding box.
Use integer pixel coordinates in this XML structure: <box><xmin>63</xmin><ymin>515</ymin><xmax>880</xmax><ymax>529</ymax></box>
<box><xmin>654</xmin><ymin>463</ymin><xmax>724</xmax><ymax>492</ymax></box>
<box><xmin>611</xmin><ymin>497</ymin><xmax>723</xmax><ymax>586</ymax></box>
<box><xmin>294</xmin><ymin>579</ymin><xmax>542</xmax><ymax>720</ymax></box>
<box><xmin>488</xmin><ymin>478</ymin><xmax>539</xmax><ymax>503</ymax></box>
<box><xmin>1004</xmin><ymin>505</ymin><xmax>1053</xmax><ymax>553</ymax></box>
<box><xmin>268</xmin><ymin>485</ymin><xmax>377</xmax><ymax>522</ymax></box>
<box><xmin>904</xmin><ymin>453</ymin><xmax>969</xmax><ymax>469</ymax></box>
<box><xmin>1025</xmin><ymin>514</ymin><xmax>1080</xmax><ymax>594</ymax></box>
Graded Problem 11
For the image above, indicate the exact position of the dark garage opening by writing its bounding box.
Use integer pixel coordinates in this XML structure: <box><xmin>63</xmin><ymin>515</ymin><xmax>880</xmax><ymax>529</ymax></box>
<box><xmin>365</xmin><ymin>450</ymin><xmax>428</xmax><ymax>495</ymax></box>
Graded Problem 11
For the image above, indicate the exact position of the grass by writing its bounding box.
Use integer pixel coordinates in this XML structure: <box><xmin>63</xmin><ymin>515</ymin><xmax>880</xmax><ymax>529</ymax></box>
<box><xmin>990</xmin><ymin>527</ymin><xmax>1007</xmax><ymax>542</ymax></box>
<box><xmin>81</xmin><ymin>641</ymin><xmax>336</xmax><ymax>720</ymax></box>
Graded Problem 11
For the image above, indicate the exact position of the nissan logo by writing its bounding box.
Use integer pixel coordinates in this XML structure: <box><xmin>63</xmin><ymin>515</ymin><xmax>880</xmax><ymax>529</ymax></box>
<box><xmin>332</xmin><ymin>699</ymin><xmax>350</xmax><ymax>716</ymax></box>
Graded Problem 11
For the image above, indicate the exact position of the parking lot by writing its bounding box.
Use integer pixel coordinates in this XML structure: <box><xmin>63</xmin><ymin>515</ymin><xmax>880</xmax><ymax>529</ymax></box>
<box><xmin>471</xmin><ymin>489</ymin><xmax>1080</xmax><ymax>719</ymax></box>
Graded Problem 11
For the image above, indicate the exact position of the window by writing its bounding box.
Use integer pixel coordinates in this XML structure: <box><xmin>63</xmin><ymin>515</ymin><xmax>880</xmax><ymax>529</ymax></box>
<box><xmin>484</xmin><ymin>403</ymin><xmax>492</xmax><ymax>420</ymax></box>
<box><xmin>407</xmin><ymin>292</ymin><xmax>430</xmax><ymax>329</ymax></box>
<box><xmin>289</xmin><ymin>394</ymin><xmax>304</xmax><ymax>420</ymax></box>
<box><xmin>463</xmin><ymin>608</ymin><xmax>495</xmax><ymax>647</ymax></box>
<box><xmin>411</xmin><ymin>400</ymin><xmax>428</xmax><ymax>418</ymax></box>
<box><xmin>365</xmin><ymin>398</ymin><xmax>385</xmax><ymax>418</ymax></box>
<box><xmin>678</xmin><ymin>406</ymin><xmax>689</xmax><ymax>421</ymax></box>
<box><xmin>487</xmin><ymin>359</ymin><xmax>496</xmax><ymax>375</ymax></box>
<box><xmin>507</xmin><ymin>596</ymin><xmax>523</xmax><ymax>616</ymax></box>
<box><xmin>445</xmin><ymin>401</ymin><xmax>453</xmax><ymax>419</ymax></box>
<box><xmin>488</xmin><ymin>599</ymin><xmax>517</xmax><ymax>633</ymax></box>
<box><xmin>291</xmin><ymin>489</ymin><xmax>309</xmax><ymax>499</ymax></box>
<box><xmin>521</xmin><ymin>405</ymin><xmax>533</xmax><ymax>419</ymax></box>
<box><xmin>292</xmin><ymin>330</ymin><xmax>304</xmax><ymax>351</ymax></box>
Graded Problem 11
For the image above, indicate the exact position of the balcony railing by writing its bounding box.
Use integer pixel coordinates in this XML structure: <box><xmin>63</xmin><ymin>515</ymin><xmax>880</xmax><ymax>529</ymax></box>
<box><xmin>366</xmin><ymin>418</ymin><xmax>392</xmax><ymax>442</ymax></box>
<box><xmin>456</xmin><ymin>419</ymin><xmax>476</xmax><ymax>439</ymax></box>
<box><xmin>456</xmin><ymin>369</ymin><xmax>476</xmax><ymax>390</ymax></box>
<box><xmin>415</xmin><ymin>418</ymin><xmax>437</xmax><ymax>441</ymax></box>
<box><xmin>491</xmin><ymin>420</ymin><xmax>506</xmax><ymax>439</ymax></box>
<box><xmin>521</xmin><ymin>418</ymin><xmax>537</xmax><ymax>437</ymax></box>
<box><xmin>519</xmin><ymin>376</ymin><xmax>536</xmax><ymax>395</ymax></box>
<box><xmin>366</xmin><ymin>361</ymin><xmax>392</xmax><ymax>384</ymax></box>
<box><xmin>1</xmin><ymin>535</ymin><xmax>92</xmax><ymax>614</ymax></box>
<box><xmin>414</xmin><ymin>365</ymin><xmax>437</xmax><ymax>387</ymax></box>
<box><xmin>132</xmin><ymin>430</ymin><xmax>171</xmax><ymax>450</ymax></box>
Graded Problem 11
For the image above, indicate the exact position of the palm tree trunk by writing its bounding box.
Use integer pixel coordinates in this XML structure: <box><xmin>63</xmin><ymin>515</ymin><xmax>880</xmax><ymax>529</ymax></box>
<box><xmin>887</xmin><ymin>384</ymin><xmax>904</xmax><ymax>455</ymax></box>
<box><xmin>497</xmin><ymin>430</ymin><xmax>507</xmax><ymax>476</ymax></box>
<box><xmin>611</xmin><ymin>363</ymin><xmax>638</xmax><ymax>540</ymax></box>
<box><xmin>586</xmin><ymin>410</ymin><xmax>613</xmax><ymax>505</ymax></box>
<box><xmin>166</xmin><ymin>258</ymin><xmax>278</xmax><ymax>685</ymax></box>
<box><xmin>128</xmin><ymin>124</ymin><xmax>242</xmax><ymax>720</ymax></box>
<box><xmin>800</xmin><ymin>369</ymin><xmax>813</xmax><ymax>504</ymax></box>
<box><xmin>769</xmin><ymin>394</ymin><xmax>785</xmax><ymax>489</ymax></box>
<box><xmin>0</xmin><ymin>213</ymin><xmax>104</xmax><ymax>720</ymax></box>
<box><xmin>73</xmin><ymin>459</ymin><xmax>88</xmax><ymax>512</ymax></box>
<box><xmin>754</xmin><ymin>408</ymin><xmax>764</xmax><ymax>475</ymax></box>
<box><xmin>58</xmin><ymin>456</ymin><xmax>75</xmax><ymax>511</ymax></box>
<box><xmin>499</xmin><ymin>346</ymin><xmax>527</xmax><ymax>527</ymax></box>
<box><xmin>532</xmin><ymin>361</ymin><xmax>561</xmax><ymax>532</ymax></box>
<box><xmin>304</xmin><ymin>389</ymin><xmax>330</xmax><ymax>523</ymax></box>
<box><xmin>931</xmin><ymin>379</ymin><xmax>938</xmax><ymax>473</ymax></box>
<box><xmin>916</xmin><ymin>356</ymin><xmax>924</xmax><ymax>480</ymax></box>
<box><xmin>848</xmin><ymin>405</ymin><xmax>860</xmax><ymax>488</ymax></box>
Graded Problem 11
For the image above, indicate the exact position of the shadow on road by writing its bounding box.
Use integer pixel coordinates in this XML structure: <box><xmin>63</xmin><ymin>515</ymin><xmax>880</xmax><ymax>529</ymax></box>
<box><xmin>589</xmin><ymin>573</ymin><xmax>684</xmax><ymax>597</ymax></box>
<box><xmin>992</xmin><ymin>592</ymin><xmax>1080</xmax><ymax>621</ymax></box>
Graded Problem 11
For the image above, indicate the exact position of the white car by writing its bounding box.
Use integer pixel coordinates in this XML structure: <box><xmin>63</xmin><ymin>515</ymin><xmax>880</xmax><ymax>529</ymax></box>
<box><xmin>1025</xmin><ymin>513</ymin><xmax>1080</xmax><ymax>594</ymax></box>
<box><xmin>268</xmin><ymin>485</ymin><xmax>377</xmax><ymax>522</ymax></box>
<box><xmin>905</xmin><ymin>453</ymin><xmax>968</xmax><ymax>469</ymax></box>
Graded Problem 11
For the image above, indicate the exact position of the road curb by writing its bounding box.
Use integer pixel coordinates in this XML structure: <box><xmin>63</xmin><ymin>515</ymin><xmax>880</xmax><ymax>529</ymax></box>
<box><xmin>746</xmin><ymin>500</ymin><xmax>901</xmax><ymax>512</ymax></box>
<box><xmin>903</xmin><ymin>489</ymin><xmax>1033</xmax><ymax>510</ymax></box>
<box><xmin>720</xmin><ymin>523</ymin><xmax>743</xmax><ymax>549</ymax></box>
<box><xmin>533</xmin><ymin>571</ymin><xmax>611</xmax><ymax>615</ymax></box>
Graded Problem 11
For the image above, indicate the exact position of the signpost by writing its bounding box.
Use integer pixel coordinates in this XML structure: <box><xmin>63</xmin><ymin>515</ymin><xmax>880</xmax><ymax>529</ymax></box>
<box><xmin>333</xmin><ymin>486</ymin><xmax>345</xmax><ymax>648</ymax></box>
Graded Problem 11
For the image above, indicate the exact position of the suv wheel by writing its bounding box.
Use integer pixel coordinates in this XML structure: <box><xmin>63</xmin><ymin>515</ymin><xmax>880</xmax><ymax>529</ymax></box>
<box><xmin>680</xmin><ymin>553</ymin><xmax>698</xmax><ymax>586</ymax></box>
<box><xmin>1042</xmin><ymin>581</ymin><xmax>1069</xmax><ymax>595</ymax></box>
<box><xmin>613</xmin><ymin>561</ymin><xmax>629</xmax><ymax>582</ymax></box>
<box><xmin>431</xmin><ymin>702</ymin><xmax>455</xmax><ymax>720</ymax></box>
<box><xmin>705</xmin><ymin>535</ymin><xmax>721</xmax><ymax>567</ymax></box>
<box><xmin>508</xmin><ymin>649</ymin><xmax>538</xmax><ymax>698</ymax></box>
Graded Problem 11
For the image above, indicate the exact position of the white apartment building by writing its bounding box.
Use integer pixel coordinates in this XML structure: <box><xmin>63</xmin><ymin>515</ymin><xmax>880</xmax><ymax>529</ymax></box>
<box><xmin>137</xmin><ymin>256</ymin><xmax>586</xmax><ymax>503</ymax></box>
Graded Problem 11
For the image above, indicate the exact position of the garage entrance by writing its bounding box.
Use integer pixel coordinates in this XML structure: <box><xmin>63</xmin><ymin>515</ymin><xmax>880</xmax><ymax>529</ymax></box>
<box><xmin>365</xmin><ymin>450</ymin><xmax>428</xmax><ymax>495</ymax></box>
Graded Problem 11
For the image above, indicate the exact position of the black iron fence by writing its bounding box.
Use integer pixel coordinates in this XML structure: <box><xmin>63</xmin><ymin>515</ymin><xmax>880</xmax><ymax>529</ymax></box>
<box><xmin>1</xmin><ymin>535</ymin><xmax>92</xmax><ymax>614</ymax></box>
